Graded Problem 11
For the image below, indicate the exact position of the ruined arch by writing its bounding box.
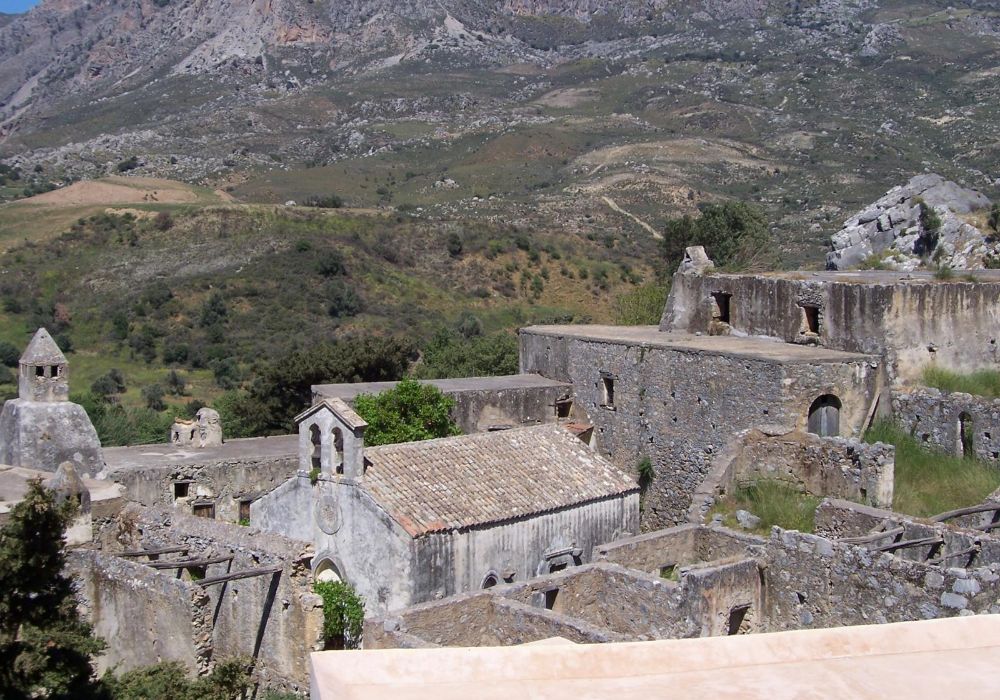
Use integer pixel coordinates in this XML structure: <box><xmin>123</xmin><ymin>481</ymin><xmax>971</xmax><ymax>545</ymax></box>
<box><xmin>807</xmin><ymin>394</ymin><xmax>841</xmax><ymax>437</ymax></box>
<box><xmin>481</xmin><ymin>572</ymin><xmax>499</xmax><ymax>589</ymax></box>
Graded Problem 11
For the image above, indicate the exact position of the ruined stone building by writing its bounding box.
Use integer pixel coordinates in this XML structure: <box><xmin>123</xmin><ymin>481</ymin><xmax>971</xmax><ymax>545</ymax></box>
<box><xmin>252</xmin><ymin>398</ymin><xmax>639</xmax><ymax>614</ymax></box>
<box><xmin>0</xmin><ymin>328</ymin><xmax>105</xmax><ymax>473</ymax></box>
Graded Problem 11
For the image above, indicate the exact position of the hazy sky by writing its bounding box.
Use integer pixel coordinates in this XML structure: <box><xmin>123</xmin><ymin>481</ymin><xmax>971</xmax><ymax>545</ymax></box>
<box><xmin>1</xmin><ymin>0</ymin><xmax>39</xmax><ymax>13</ymax></box>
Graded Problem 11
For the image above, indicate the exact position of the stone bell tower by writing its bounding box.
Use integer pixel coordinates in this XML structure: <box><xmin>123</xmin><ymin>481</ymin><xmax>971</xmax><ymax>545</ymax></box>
<box><xmin>0</xmin><ymin>328</ymin><xmax>105</xmax><ymax>473</ymax></box>
<box><xmin>18</xmin><ymin>327</ymin><xmax>70</xmax><ymax>402</ymax></box>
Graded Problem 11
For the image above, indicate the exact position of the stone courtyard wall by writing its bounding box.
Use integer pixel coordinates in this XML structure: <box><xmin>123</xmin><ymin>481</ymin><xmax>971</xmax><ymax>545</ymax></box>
<box><xmin>90</xmin><ymin>505</ymin><xmax>321</xmax><ymax>692</ymax></box>
<box><xmin>893</xmin><ymin>388</ymin><xmax>1000</xmax><ymax>463</ymax></box>
<box><xmin>106</xmin><ymin>455</ymin><xmax>298</xmax><ymax>523</ymax></box>
<box><xmin>687</xmin><ymin>429</ymin><xmax>894</xmax><ymax>522</ymax></box>
<box><xmin>69</xmin><ymin>550</ymin><xmax>212</xmax><ymax>676</ymax></box>
<box><xmin>520</xmin><ymin>329</ymin><xmax>880</xmax><ymax>528</ymax></box>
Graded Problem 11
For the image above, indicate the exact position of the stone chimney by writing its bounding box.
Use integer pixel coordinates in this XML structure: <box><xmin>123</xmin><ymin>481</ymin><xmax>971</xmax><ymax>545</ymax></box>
<box><xmin>18</xmin><ymin>328</ymin><xmax>69</xmax><ymax>403</ymax></box>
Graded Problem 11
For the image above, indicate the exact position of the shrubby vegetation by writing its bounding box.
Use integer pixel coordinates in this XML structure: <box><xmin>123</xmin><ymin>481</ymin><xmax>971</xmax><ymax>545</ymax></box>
<box><xmin>865</xmin><ymin>420</ymin><xmax>1000</xmax><ymax>517</ymax></box>
<box><xmin>354</xmin><ymin>379</ymin><xmax>460</xmax><ymax>446</ymax></box>
<box><xmin>660</xmin><ymin>201</ymin><xmax>773</xmax><ymax>273</ymax></box>
<box><xmin>313</xmin><ymin>581</ymin><xmax>364</xmax><ymax>650</ymax></box>
<box><xmin>922</xmin><ymin>365</ymin><xmax>1000</xmax><ymax>399</ymax></box>
<box><xmin>414</xmin><ymin>326</ymin><xmax>519</xmax><ymax>379</ymax></box>
<box><xmin>612</xmin><ymin>284</ymin><xmax>668</xmax><ymax>325</ymax></box>
<box><xmin>708</xmin><ymin>480</ymin><xmax>819</xmax><ymax>534</ymax></box>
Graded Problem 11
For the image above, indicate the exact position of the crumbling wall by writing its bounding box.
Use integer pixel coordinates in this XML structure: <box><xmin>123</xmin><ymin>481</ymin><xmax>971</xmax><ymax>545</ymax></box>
<box><xmin>660</xmin><ymin>271</ymin><xmax>1000</xmax><ymax>385</ymax></box>
<box><xmin>106</xmin><ymin>455</ymin><xmax>298</xmax><ymax>523</ymax></box>
<box><xmin>365</xmin><ymin>592</ymin><xmax>621</xmax><ymax>648</ymax></box>
<box><xmin>93</xmin><ymin>506</ymin><xmax>321</xmax><ymax>692</ymax></box>
<box><xmin>893</xmin><ymin>388</ymin><xmax>1000</xmax><ymax>462</ymax></box>
<box><xmin>68</xmin><ymin>550</ymin><xmax>212</xmax><ymax>676</ymax></box>
<box><xmin>688</xmin><ymin>429</ymin><xmax>894</xmax><ymax>522</ymax></box>
<box><xmin>520</xmin><ymin>328</ymin><xmax>879</xmax><ymax>528</ymax></box>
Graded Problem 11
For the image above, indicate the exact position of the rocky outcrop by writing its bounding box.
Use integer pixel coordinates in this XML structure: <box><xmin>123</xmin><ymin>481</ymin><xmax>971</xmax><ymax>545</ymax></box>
<box><xmin>826</xmin><ymin>174</ymin><xmax>994</xmax><ymax>271</ymax></box>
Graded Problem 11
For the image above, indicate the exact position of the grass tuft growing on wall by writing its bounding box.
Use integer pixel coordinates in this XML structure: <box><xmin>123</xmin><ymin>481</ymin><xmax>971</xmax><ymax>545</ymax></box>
<box><xmin>865</xmin><ymin>420</ymin><xmax>1000</xmax><ymax>517</ymax></box>
<box><xmin>709</xmin><ymin>480</ymin><xmax>820</xmax><ymax>535</ymax></box>
<box><xmin>921</xmin><ymin>366</ymin><xmax>1000</xmax><ymax>399</ymax></box>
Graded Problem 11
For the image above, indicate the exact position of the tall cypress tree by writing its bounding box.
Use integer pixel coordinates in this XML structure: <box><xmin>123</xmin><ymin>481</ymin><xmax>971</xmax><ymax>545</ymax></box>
<box><xmin>0</xmin><ymin>480</ymin><xmax>106</xmax><ymax>699</ymax></box>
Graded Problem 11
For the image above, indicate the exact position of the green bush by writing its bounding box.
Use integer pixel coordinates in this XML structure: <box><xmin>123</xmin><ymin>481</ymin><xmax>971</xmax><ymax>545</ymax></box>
<box><xmin>414</xmin><ymin>329</ymin><xmax>518</xmax><ymax>379</ymax></box>
<box><xmin>0</xmin><ymin>340</ymin><xmax>20</xmax><ymax>367</ymax></box>
<box><xmin>302</xmin><ymin>194</ymin><xmax>343</xmax><ymax>209</ymax></box>
<box><xmin>313</xmin><ymin>581</ymin><xmax>364</xmax><ymax>650</ymax></box>
<box><xmin>142</xmin><ymin>384</ymin><xmax>166</xmax><ymax>411</ymax></box>
<box><xmin>354</xmin><ymin>379</ymin><xmax>460</xmax><ymax>446</ymax></box>
<box><xmin>102</xmin><ymin>657</ymin><xmax>253</xmax><ymax>700</ymax></box>
<box><xmin>613</xmin><ymin>284</ymin><xmax>668</xmax><ymax>325</ymax></box>
<box><xmin>661</xmin><ymin>201</ymin><xmax>772</xmax><ymax>273</ymax></box>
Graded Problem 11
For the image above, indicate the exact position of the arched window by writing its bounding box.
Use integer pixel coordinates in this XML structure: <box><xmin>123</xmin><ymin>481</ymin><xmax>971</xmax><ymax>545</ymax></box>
<box><xmin>310</xmin><ymin>424</ymin><xmax>322</xmax><ymax>470</ymax></box>
<box><xmin>959</xmin><ymin>412</ymin><xmax>974</xmax><ymax>459</ymax></box>
<box><xmin>315</xmin><ymin>559</ymin><xmax>342</xmax><ymax>583</ymax></box>
<box><xmin>332</xmin><ymin>427</ymin><xmax>344</xmax><ymax>475</ymax></box>
<box><xmin>481</xmin><ymin>573</ymin><xmax>499</xmax><ymax>589</ymax></box>
<box><xmin>807</xmin><ymin>395</ymin><xmax>841</xmax><ymax>437</ymax></box>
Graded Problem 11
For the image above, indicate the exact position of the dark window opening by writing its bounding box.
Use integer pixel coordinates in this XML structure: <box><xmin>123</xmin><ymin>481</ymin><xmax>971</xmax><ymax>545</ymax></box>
<box><xmin>173</xmin><ymin>482</ymin><xmax>190</xmax><ymax>499</ymax></box>
<box><xmin>332</xmin><ymin>427</ymin><xmax>344</xmax><ymax>475</ymax></box>
<box><xmin>959</xmin><ymin>412</ymin><xmax>974</xmax><ymax>459</ymax></box>
<box><xmin>239</xmin><ymin>499</ymin><xmax>252</xmax><ymax>523</ymax></box>
<box><xmin>807</xmin><ymin>395</ymin><xmax>841</xmax><ymax>437</ymax></box>
<box><xmin>35</xmin><ymin>365</ymin><xmax>45</xmax><ymax>378</ymax></box>
<box><xmin>712</xmin><ymin>292</ymin><xmax>732</xmax><ymax>324</ymax></box>
<box><xmin>659</xmin><ymin>564</ymin><xmax>676</xmax><ymax>580</ymax></box>
<box><xmin>727</xmin><ymin>604</ymin><xmax>751</xmax><ymax>635</ymax></box>
<box><xmin>185</xmin><ymin>566</ymin><xmax>207</xmax><ymax>582</ymax></box>
<box><xmin>802</xmin><ymin>305</ymin><xmax>820</xmax><ymax>335</ymax></box>
<box><xmin>548</xmin><ymin>561</ymin><xmax>567</xmax><ymax>574</ymax></box>
<box><xmin>556</xmin><ymin>399</ymin><xmax>572</xmax><ymax>419</ymax></box>
<box><xmin>482</xmin><ymin>574</ymin><xmax>499</xmax><ymax>589</ymax></box>
<box><xmin>544</xmin><ymin>588</ymin><xmax>560</xmax><ymax>610</ymax></box>
<box><xmin>310</xmin><ymin>424</ymin><xmax>322</xmax><ymax>470</ymax></box>
<box><xmin>192</xmin><ymin>502</ymin><xmax>215</xmax><ymax>519</ymax></box>
<box><xmin>600</xmin><ymin>375</ymin><xmax>615</xmax><ymax>408</ymax></box>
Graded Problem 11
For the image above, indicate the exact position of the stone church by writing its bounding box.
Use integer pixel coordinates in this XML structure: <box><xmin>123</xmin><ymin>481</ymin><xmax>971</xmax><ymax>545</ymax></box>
<box><xmin>252</xmin><ymin>398</ymin><xmax>639</xmax><ymax>614</ymax></box>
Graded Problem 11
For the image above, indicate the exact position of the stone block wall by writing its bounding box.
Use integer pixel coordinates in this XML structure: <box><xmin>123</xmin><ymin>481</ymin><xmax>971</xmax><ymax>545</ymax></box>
<box><xmin>687</xmin><ymin>429</ymin><xmax>894</xmax><ymax>522</ymax></box>
<box><xmin>893</xmin><ymin>388</ymin><xmax>1000</xmax><ymax>462</ymax></box>
<box><xmin>69</xmin><ymin>550</ymin><xmax>212</xmax><ymax>676</ymax></box>
<box><xmin>106</xmin><ymin>455</ymin><xmax>298</xmax><ymax>523</ymax></box>
<box><xmin>520</xmin><ymin>329</ymin><xmax>880</xmax><ymax>528</ymax></box>
<box><xmin>594</xmin><ymin>523</ymin><xmax>765</xmax><ymax>575</ymax></box>
<box><xmin>89</xmin><ymin>505</ymin><xmax>322</xmax><ymax>692</ymax></box>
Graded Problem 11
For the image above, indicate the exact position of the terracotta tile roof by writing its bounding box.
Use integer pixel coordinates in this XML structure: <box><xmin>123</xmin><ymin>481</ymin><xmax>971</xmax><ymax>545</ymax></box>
<box><xmin>362</xmin><ymin>424</ymin><xmax>638</xmax><ymax>537</ymax></box>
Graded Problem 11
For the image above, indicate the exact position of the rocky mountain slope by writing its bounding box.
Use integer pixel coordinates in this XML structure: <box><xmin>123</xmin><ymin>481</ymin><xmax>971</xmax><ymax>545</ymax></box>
<box><xmin>0</xmin><ymin>0</ymin><xmax>998</xmax><ymax>265</ymax></box>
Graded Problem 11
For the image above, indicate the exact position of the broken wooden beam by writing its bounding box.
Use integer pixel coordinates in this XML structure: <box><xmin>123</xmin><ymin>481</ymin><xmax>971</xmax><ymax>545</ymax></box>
<box><xmin>147</xmin><ymin>555</ymin><xmax>234</xmax><ymax>570</ymax></box>
<box><xmin>839</xmin><ymin>526</ymin><xmax>905</xmax><ymax>544</ymax></box>
<box><xmin>196</xmin><ymin>566</ymin><xmax>282</xmax><ymax>587</ymax></box>
<box><xmin>118</xmin><ymin>546</ymin><xmax>189</xmax><ymax>558</ymax></box>
<box><xmin>871</xmin><ymin>535</ymin><xmax>944</xmax><ymax>553</ymax></box>
<box><xmin>931</xmin><ymin>502</ymin><xmax>1000</xmax><ymax>523</ymax></box>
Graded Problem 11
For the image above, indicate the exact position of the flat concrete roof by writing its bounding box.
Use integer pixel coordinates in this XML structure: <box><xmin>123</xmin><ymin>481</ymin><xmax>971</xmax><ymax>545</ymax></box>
<box><xmin>311</xmin><ymin>616</ymin><xmax>1000</xmax><ymax>700</ymax></box>
<box><xmin>0</xmin><ymin>464</ymin><xmax>123</xmax><ymax>512</ymax></box>
<box><xmin>313</xmin><ymin>374</ymin><xmax>569</xmax><ymax>402</ymax></box>
<box><xmin>522</xmin><ymin>326</ymin><xmax>875</xmax><ymax>363</ymax></box>
<box><xmin>102</xmin><ymin>434</ymin><xmax>298</xmax><ymax>471</ymax></box>
<box><xmin>711</xmin><ymin>269</ymin><xmax>1000</xmax><ymax>284</ymax></box>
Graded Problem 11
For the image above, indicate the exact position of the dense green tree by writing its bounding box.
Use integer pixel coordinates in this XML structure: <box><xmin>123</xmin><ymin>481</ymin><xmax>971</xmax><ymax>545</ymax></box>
<box><xmin>413</xmin><ymin>329</ymin><xmax>518</xmax><ymax>380</ymax></box>
<box><xmin>660</xmin><ymin>201</ymin><xmax>772</xmax><ymax>273</ymax></box>
<box><xmin>141</xmin><ymin>384</ymin><xmax>166</xmax><ymax>411</ymax></box>
<box><xmin>250</xmin><ymin>336</ymin><xmax>417</xmax><ymax>432</ymax></box>
<box><xmin>91</xmin><ymin>369</ymin><xmax>126</xmax><ymax>399</ymax></box>
<box><xmin>0</xmin><ymin>481</ymin><xmax>106</xmax><ymax>699</ymax></box>
<box><xmin>0</xmin><ymin>339</ymin><xmax>21</xmax><ymax>367</ymax></box>
<box><xmin>354</xmin><ymin>379</ymin><xmax>460</xmax><ymax>446</ymax></box>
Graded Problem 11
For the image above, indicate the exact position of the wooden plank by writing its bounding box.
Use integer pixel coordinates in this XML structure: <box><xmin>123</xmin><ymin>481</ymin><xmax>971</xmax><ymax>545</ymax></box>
<box><xmin>147</xmin><ymin>555</ymin><xmax>234</xmax><ymax>570</ymax></box>
<box><xmin>118</xmin><ymin>546</ymin><xmax>189</xmax><ymax>557</ymax></box>
<box><xmin>839</xmin><ymin>527</ymin><xmax>905</xmax><ymax>544</ymax></box>
<box><xmin>931</xmin><ymin>502</ymin><xmax>1000</xmax><ymax>523</ymax></box>
<box><xmin>196</xmin><ymin>566</ymin><xmax>282</xmax><ymax>587</ymax></box>
<box><xmin>871</xmin><ymin>536</ymin><xmax>944</xmax><ymax>553</ymax></box>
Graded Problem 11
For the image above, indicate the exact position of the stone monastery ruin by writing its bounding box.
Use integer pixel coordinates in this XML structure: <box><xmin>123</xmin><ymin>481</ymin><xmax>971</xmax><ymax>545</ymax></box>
<box><xmin>5</xmin><ymin>247</ymin><xmax>1000</xmax><ymax>694</ymax></box>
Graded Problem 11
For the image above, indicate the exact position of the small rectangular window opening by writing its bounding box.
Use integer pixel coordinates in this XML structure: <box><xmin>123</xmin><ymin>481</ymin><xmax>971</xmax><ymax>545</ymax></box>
<box><xmin>556</xmin><ymin>399</ymin><xmax>572</xmax><ymax>419</ymax></box>
<box><xmin>600</xmin><ymin>375</ymin><xmax>615</xmax><ymax>408</ymax></box>
<box><xmin>659</xmin><ymin>564</ymin><xmax>677</xmax><ymax>580</ymax></box>
<box><xmin>544</xmin><ymin>588</ymin><xmax>560</xmax><ymax>610</ymax></box>
<box><xmin>239</xmin><ymin>499</ymin><xmax>252</xmax><ymax>523</ymax></box>
<box><xmin>728</xmin><ymin>604</ymin><xmax>751</xmax><ymax>635</ymax></box>
<box><xmin>192</xmin><ymin>502</ymin><xmax>215</xmax><ymax>519</ymax></box>
<box><xmin>173</xmin><ymin>482</ymin><xmax>190</xmax><ymax>499</ymax></box>
<box><xmin>35</xmin><ymin>365</ymin><xmax>45</xmax><ymax>378</ymax></box>
<box><xmin>803</xmin><ymin>305</ymin><xmax>820</xmax><ymax>335</ymax></box>
<box><xmin>712</xmin><ymin>292</ymin><xmax>732</xmax><ymax>324</ymax></box>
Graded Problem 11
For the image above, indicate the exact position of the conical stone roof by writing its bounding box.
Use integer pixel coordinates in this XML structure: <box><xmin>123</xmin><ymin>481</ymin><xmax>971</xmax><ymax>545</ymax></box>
<box><xmin>20</xmin><ymin>328</ymin><xmax>67</xmax><ymax>366</ymax></box>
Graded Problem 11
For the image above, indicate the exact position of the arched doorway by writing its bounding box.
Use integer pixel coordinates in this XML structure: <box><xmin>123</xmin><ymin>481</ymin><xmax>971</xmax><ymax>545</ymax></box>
<box><xmin>807</xmin><ymin>395</ymin><xmax>841</xmax><ymax>437</ymax></box>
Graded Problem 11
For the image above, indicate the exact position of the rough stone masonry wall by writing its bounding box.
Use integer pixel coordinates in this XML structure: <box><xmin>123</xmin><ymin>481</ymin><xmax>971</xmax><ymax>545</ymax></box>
<box><xmin>687</xmin><ymin>429</ymin><xmax>894</xmax><ymax>523</ymax></box>
<box><xmin>93</xmin><ymin>505</ymin><xmax>322</xmax><ymax>692</ymax></box>
<box><xmin>106</xmin><ymin>455</ymin><xmax>298</xmax><ymax>523</ymax></box>
<box><xmin>595</xmin><ymin>524</ymin><xmax>766</xmax><ymax>575</ymax></box>
<box><xmin>520</xmin><ymin>331</ymin><xmax>879</xmax><ymax>529</ymax></box>
<box><xmin>662</xmin><ymin>271</ymin><xmax>1000</xmax><ymax>385</ymax></box>
<box><xmin>893</xmin><ymin>388</ymin><xmax>1000</xmax><ymax>462</ymax></box>
<box><xmin>69</xmin><ymin>550</ymin><xmax>212</xmax><ymax>677</ymax></box>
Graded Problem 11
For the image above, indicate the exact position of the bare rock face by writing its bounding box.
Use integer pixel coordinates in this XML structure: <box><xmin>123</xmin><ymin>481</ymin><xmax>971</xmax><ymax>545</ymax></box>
<box><xmin>826</xmin><ymin>174</ymin><xmax>994</xmax><ymax>271</ymax></box>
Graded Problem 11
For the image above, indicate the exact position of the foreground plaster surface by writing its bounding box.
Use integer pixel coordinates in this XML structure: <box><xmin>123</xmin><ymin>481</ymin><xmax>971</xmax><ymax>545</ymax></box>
<box><xmin>310</xmin><ymin>615</ymin><xmax>1000</xmax><ymax>699</ymax></box>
